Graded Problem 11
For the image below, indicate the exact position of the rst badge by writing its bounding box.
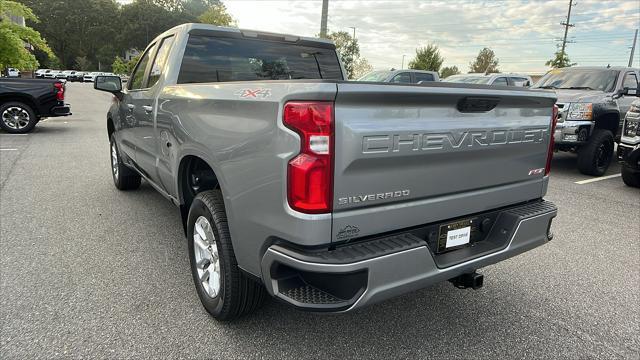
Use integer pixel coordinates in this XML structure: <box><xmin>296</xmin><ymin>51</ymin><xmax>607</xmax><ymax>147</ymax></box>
<box><xmin>528</xmin><ymin>168</ymin><xmax>545</xmax><ymax>175</ymax></box>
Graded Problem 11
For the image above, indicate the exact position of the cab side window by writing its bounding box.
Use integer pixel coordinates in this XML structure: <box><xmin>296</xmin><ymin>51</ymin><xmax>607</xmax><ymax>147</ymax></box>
<box><xmin>391</xmin><ymin>72</ymin><xmax>411</xmax><ymax>83</ymax></box>
<box><xmin>129</xmin><ymin>43</ymin><xmax>156</xmax><ymax>90</ymax></box>
<box><xmin>493</xmin><ymin>77</ymin><xmax>508</xmax><ymax>86</ymax></box>
<box><xmin>147</xmin><ymin>36</ymin><xmax>175</xmax><ymax>88</ymax></box>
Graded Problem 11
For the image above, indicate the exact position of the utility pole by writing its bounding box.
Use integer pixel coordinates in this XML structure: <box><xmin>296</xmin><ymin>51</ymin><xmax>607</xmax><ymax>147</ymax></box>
<box><xmin>559</xmin><ymin>0</ymin><xmax>575</xmax><ymax>64</ymax></box>
<box><xmin>349</xmin><ymin>26</ymin><xmax>356</xmax><ymax>39</ymax></box>
<box><xmin>629</xmin><ymin>29</ymin><xmax>638</xmax><ymax>67</ymax></box>
<box><xmin>320</xmin><ymin>0</ymin><xmax>328</xmax><ymax>38</ymax></box>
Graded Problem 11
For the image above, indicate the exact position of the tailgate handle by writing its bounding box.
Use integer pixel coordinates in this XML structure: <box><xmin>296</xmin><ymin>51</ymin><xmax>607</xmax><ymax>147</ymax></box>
<box><xmin>457</xmin><ymin>97</ymin><xmax>500</xmax><ymax>113</ymax></box>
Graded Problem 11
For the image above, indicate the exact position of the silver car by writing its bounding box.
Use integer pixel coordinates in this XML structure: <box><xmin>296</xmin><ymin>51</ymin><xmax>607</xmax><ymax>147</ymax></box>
<box><xmin>358</xmin><ymin>69</ymin><xmax>440</xmax><ymax>83</ymax></box>
<box><xmin>444</xmin><ymin>73</ymin><xmax>533</xmax><ymax>87</ymax></box>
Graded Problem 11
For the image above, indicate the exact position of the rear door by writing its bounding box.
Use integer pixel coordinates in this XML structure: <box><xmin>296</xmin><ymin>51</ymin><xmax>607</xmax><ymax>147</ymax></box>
<box><xmin>331</xmin><ymin>83</ymin><xmax>556</xmax><ymax>242</ymax></box>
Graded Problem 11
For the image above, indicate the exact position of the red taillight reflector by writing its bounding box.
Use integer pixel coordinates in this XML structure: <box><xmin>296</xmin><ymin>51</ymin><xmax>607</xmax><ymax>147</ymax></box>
<box><xmin>283</xmin><ymin>101</ymin><xmax>334</xmax><ymax>214</ymax></box>
<box><xmin>54</xmin><ymin>82</ymin><xmax>64</xmax><ymax>101</ymax></box>
<box><xmin>545</xmin><ymin>104</ymin><xmax>558</xmax><ymax>175</ymax></box>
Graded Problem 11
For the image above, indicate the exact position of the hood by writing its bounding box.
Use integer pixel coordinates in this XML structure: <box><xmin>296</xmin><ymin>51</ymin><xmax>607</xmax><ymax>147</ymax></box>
<box><xmin>552</xmin><ymin>89</ymin><xmax>609</xmax><ymax>103</ymax></box>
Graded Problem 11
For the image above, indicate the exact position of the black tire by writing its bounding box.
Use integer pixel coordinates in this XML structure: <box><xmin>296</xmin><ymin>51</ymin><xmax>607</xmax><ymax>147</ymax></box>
<box><xmin>187</xmin><ymin>190</ymin><xmax>266</xmax><ymax>321</ymax></box>
<box><xmin>621</xmin><ymin>165</ymin><xmax>640</xmax><ymax>188</ymax></box>
<box><xmin>0</xmin><ymin>101</ymin><xmax>38</xmax><ymax>134</ymax></box>
<box><xmin>577</xmin><ymin>129</ymin><xmax>614</xmax><ymax>176</ymax></box>
<box><xmin>109</xmin><ymin>133</ymin><xmax>141</xmax><ymax>190</ymax></box>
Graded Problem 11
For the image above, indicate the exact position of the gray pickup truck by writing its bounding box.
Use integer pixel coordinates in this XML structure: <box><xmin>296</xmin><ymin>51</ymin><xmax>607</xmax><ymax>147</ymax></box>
<box><xmin>94</xmin><ymin>24</ymin><xmax>558</xmax><ymax>321</ymax></box>
<box><xmin>532</xmin><ymin>66</ymin><xmax>640</xmax><ymax>176</ymax></box>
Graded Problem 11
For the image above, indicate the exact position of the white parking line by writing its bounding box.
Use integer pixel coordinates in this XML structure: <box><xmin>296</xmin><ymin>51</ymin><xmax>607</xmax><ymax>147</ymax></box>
<box><xmin>0</xmin><ymin>148</ymin><xmax>18</xmax><ymax>151</ymax></box>
<box><xmin>0</xmin><ymin>133</ymin><xmax>28</xmax><ymax>136</ymax></box>
<box><xmin>575</xmin><ymin>173</ymin><xmax>622</xmax><ymax>184</ymax></box>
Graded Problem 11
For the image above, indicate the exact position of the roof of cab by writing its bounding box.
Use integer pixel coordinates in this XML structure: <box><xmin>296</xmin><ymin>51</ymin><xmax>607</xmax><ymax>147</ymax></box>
<box><xmin>158</xmin><ymin>23</ymin><xmax>334</xmax><ymax>47</ymax></box>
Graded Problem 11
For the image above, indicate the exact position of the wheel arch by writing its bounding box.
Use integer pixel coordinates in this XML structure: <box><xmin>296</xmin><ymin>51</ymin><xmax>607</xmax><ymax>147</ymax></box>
<box><xmin>0</xmin><ymin>94</ymin><xmax>39</xmax><ymax>117</ymax></box>
<box><xmin>177</xmin><ymin>154</ymin><xmax>222</xmax><ymax>234</ymax></box>
<box><xmin>594</xmin><ymin>111</ymin><xmax>620</xmax><ymax>135</ymax></box>
<box><xmin>107</xmin><ymin>116</ymin><xmax>115</xmax><ymax>140</ymax></box>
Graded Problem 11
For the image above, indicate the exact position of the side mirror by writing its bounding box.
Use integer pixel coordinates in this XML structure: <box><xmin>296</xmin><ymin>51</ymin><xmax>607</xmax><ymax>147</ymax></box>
<box><xmin>94</xmin><ymin>75</ymin><xmax>122</xmax><ymax>93</ymax></box>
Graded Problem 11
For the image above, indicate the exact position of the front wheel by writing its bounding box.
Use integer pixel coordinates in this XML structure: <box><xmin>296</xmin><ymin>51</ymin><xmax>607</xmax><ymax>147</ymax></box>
<box><xmin>621</xmin><ymin>165</ymin><xmax>640</xmax><ymax>188</ymax></box>
<box><xmin>187</xmin><ymin>190</ymin><xmax>266</xmax><ymax>321</ymax></box>
<box><xmin>577</xmin><ymin>129</ymin><xmax>614</xmax><ymax>176</ymax></box>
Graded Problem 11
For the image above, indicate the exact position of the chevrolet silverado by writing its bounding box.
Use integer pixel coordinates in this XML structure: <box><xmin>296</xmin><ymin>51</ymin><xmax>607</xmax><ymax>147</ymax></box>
<box><xmin>94</xmin><ymin>23</ymin><xmax>558</xmax><ymax>321</ymax></box>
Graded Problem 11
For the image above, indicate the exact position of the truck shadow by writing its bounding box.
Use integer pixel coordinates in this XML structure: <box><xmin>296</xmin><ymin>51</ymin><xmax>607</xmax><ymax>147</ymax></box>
<box><xmin>550</xmin><ymin>151</ymin><xmax>621</xmax><ymax>178</ymax></box>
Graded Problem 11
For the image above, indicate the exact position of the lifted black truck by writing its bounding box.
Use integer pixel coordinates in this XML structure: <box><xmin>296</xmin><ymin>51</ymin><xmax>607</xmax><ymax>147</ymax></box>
<box><xmin>0</xmin><ymin>78</ymin><xmax>71</xmax><ymax>133</ymax></box>
<box><xmin>532</xmin><ymin>66</ymin><xmax>639</xmax><ymax>176</ymax></box>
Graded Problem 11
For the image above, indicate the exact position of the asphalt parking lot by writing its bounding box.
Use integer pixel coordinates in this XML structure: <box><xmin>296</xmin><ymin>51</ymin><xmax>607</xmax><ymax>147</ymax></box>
<box><xmin>1</xmin><ymin>83</ymin><xmax>638</xmax><ymax>359</ymax></box>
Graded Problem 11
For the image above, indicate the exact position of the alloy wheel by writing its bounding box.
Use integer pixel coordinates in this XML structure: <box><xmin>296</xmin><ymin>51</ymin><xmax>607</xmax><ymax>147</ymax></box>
<box><xmin>193</xmin><ymin>216</ymin><xmax>221</xmax><ymax>298</ymax></box>
<box><xmin>1</xmin><ymin>106</ymin><xmax>30</xmax><ymax>130</ymax></box>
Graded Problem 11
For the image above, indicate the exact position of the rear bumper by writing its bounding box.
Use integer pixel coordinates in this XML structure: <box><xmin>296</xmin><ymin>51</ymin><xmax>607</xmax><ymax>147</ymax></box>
<box><xmin>50</xmin><ymin>105</ymin><xmax>72</xmax><ymax>117</ymax></box>
<box><xmin>261</xmin><ymin>200</ymin><xmax>557</xmax><ymax>312</ymax></box>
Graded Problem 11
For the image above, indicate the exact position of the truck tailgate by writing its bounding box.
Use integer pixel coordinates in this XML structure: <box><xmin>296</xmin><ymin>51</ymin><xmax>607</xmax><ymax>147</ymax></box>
<box><xmin>332</xmin><ymin>83</ymin><xmax>556</xmax><ymax>242</ymax></box>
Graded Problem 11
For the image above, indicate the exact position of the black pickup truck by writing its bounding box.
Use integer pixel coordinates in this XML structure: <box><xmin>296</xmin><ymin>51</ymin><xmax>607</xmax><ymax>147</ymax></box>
<box><xmin>0</xmin><ymin>78</ymin><xmax>71</xmax><ymax>133</ymax></box>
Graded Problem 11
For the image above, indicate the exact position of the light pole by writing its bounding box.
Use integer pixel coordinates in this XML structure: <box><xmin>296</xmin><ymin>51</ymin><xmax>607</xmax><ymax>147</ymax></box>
<box><xmin>401</xmin><ymin>54</ymin><xmax>406</xmax><ymax>69</ymax></box>
<box><xmin>349</xmin><ymin>26</ymin><xmax>356</xmax><ymax>39</ymax></box>
<box><xmin>320</xmin><ymin>0</ymin><xmax>329</xmax><ymax>38</ymax></box>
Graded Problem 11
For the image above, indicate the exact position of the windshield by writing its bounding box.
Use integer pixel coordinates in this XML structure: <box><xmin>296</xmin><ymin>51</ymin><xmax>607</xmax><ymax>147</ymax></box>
<box><xmin>444</xmin><ymin>75</ymin><xmax>491</xmax><ymax>84</ymax></box>
<box><xmin>358</xmin><ymin>70</ymin><xmax>391</xmax><ymax>82</ymax></box>
<box><xmin>533</xmin><ymin>69</ymin><xmax>619</xmax><ymax>92</ymax></box>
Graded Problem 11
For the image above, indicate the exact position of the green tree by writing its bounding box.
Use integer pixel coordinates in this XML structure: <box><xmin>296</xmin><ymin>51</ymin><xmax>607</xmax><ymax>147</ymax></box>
<box><xmin>111</xmin><ymin>54</ymin><xmax>139</xmax><ymax>75</ymax></box>
<box><xmin>545</xmin><ymin>50</ymin><xmax>575</xmax><ymax>68</ymax></box>
<box><xmin>118</xmin><ymin>0</ymin><xmax>196</xmax><ymax>51</ymax></box>
<box><xmin>439</xmin><ymin>65</ymin><xmax>460</xmax><ymax>79</ymax></box>
<box><xmin>469</xmin><ymin>47</ymin><xmax>500</xmax><ymax>73</ymax></box>
<box><xmin>197</xmin><ymin>2</ymin><xmax>235</xmax><ymax>26</ymax></box>
<box><xmin>327</xmin><ymin>31</ymin><xmax>360</xmax><ymax>79</ymax></box>
<box><xmin>408</xmin><ymin>44</ymin><xmax>444</xmax><ymax>73</ymax></box>
<box><xmin>17</xmin><ymin>0</ymin><xmax>120</xmax><ymax>68</ymax></box>
<box><xmin>75</xmin><ymin>55</ymin><xmax>92</xmax><ymax>71</ymax></box>
<box><xmin>0</xmin><ymin>0</ymin><xmax>52</xmax><ymax>69</ymax></box>
<box><xmin>352</xmin><ymin>57</ymin><xmax>373</xmax><ymax>79</ymax></box>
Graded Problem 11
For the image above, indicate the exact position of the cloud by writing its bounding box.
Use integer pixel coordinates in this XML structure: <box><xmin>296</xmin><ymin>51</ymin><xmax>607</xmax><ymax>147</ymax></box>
<box><xmin>225</xmin><ymin>0</ymin><xmax>639</xmax><ymax>71</ymax></box>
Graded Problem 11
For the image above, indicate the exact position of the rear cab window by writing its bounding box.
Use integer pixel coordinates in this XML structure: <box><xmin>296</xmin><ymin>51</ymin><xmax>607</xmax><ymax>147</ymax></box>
<box><xmin>177</xmin><ymin>35</ymin><xmax>343</xmax><ymax>84</ymax></box>
<box><xmin>414</xmin><ymin>73</ymin><xmax>435</xmax><ymax>83</ymax></box>
<box><xmin>623</xmin><ymin>72</ymin><xmax>638</xmax><ymax>89</ymax></box>
<box><xmin>147</xmin><ymin>35</ymin><xmax>175</xmax><ymax>88</ymax></box>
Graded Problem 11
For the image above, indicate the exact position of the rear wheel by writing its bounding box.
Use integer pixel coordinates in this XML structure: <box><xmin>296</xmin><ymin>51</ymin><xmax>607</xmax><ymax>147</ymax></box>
<box><xmin>621</xmin><ymin>165</ymin><xmax>640</xmax><ymax>188</ymax></box>
<box><xmin>109</xmin><ymin>134</ymin><xmax>141</xmax><ymax>190</ymax></box>
<box><xmin>577</xmin><ymin>129</ymin><xmax>614</xmax><ymax>176</ymax></box>
<box><xmin>0</xmin><ymin>101</ymin><xmax>37</xmax><ymax>134</ymax></box>
<box><xmin>187</xmin><ymin>190</ymin><xmax>266</xmax><ymax>320</ymax></box>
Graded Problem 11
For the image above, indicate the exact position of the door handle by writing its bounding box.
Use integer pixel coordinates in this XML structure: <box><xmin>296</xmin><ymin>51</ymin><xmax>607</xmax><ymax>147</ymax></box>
<box><xmin>126</xmin><ymin>103</ymin><xmax>135</xmax><ymax>111</ymax></box>
<box><xmin>142</xmin><ymin>105</ymin><xmax>153</xmax><ymax>114</ymax></box>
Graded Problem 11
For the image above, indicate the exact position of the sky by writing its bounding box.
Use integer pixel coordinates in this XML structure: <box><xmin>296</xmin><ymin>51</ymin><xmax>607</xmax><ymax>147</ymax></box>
<box><xmin>119</xmin><ymin>0</ymin><xmax>640</xmax><ymax>73</ymax></box>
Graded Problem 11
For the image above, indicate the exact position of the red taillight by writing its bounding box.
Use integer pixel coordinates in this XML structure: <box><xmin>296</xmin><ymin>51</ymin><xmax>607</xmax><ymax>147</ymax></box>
<box><xmin>54</xmin><ymin>82</ymin><xmax>64</xmax><ymax>101</ymax></box>
<box><xmin>283</xmin><ymin>101</ymin><xmax>334</xmax><ymax>213</ymax></box>
<box><xmin>545</xmin><ymin>104</ymin><xmax>558</xmax><ymax>175</ymax></box>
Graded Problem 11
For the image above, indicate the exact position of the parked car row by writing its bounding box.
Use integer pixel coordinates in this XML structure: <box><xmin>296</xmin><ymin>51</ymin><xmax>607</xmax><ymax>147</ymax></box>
<box><xmin>35</xmin><ymin>69</ymin><xmax>121</xmax><ymax>82</ymax></box>
<box><xmin>357</xmin><ymin>69</ymin><xmax>533</xmax><ymax>87</ymax></box>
